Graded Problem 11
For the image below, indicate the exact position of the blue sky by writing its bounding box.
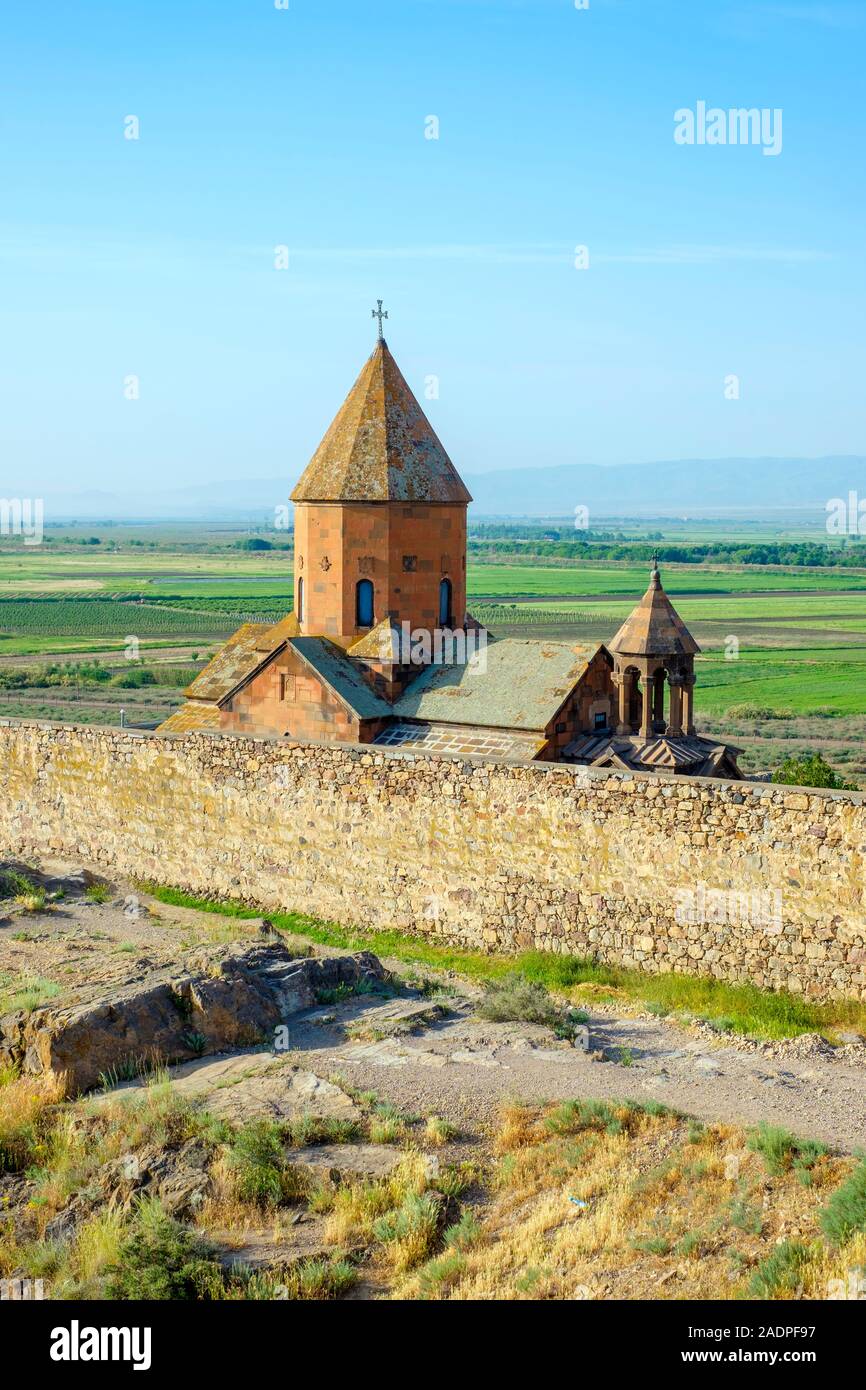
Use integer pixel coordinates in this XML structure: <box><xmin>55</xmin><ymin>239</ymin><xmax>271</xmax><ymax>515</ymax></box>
<box><xmin>1</xmin><ymin>0</ymin><xmax>864</xmax><ymax>493</ymax></box>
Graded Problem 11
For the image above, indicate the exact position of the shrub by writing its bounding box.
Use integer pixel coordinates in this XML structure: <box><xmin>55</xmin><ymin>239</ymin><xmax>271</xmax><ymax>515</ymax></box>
<box><xmin>726</xmin><ymin>704</ymin><xmax>793</xmax><ymax>721</ymax></box>
<box><xmin>476</xmin><ymin>973</ymin><xmax>559</xmax><ymax>1027</ymax></box>
<box><xmin>109</xmin><ymin>670</ymin><xmax>157</xmax><ymax>689</ymax></box>
<box><xmin>225</xmin><ymin>1119</ymin><xmax>305</xmax><ymax>1206</ymax></box>
<box><xmin>747</xmin><ymin>1124</ymin><xmax>827</xmax><ymax>1178</ymax></box>
<box><xmin>105</xmin><ymin>1203</ymin><xmax>218</xmax><ymax>1300</ymax></box>
<box><xmin>748</xmin><ymin>1240</ymin><xmax>809</xmax><ymax>1298</ymax></box>
<box><xmin>372</xmin><ymin>1192</ymin><xmax>442</xmax><ymax>1272</ymax></box>
<box><xmin>772</xmin><ymin>753</ymin><xmax>855</xmax><ymax>791</ymax></box>
<box><xmin>820</xmin><ymin>1160</ymin><xmax>866</xmax><ymax>1246</ymax></box>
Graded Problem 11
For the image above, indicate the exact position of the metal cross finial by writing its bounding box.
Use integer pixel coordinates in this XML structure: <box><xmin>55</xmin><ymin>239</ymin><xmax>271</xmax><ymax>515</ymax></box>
<box><xmin>372</xmin><ymin>299</ymin><xmax>388</xmax><ymax>341</ymax></box>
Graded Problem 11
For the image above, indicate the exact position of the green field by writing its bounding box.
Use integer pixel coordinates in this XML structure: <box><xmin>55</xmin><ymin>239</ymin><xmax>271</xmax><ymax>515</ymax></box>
<box><xmin>466</xmin><ymin>564</ymin><xmax>866</xmax><ymax>597</ymax></box>
<box><xmin>1</xmin><ymin>533</ymin><xmax>864</xmax><ymax>775</ymax></box>
<box><xmin>696</xmin><ymin>648</ymin><xmax>866</xmax><ymax>716</ymax></box>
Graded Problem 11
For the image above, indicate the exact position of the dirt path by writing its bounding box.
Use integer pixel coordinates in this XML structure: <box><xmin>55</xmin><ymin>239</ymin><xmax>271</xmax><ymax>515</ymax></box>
<box><xmin>2</xmin><ymin>860</ymin><xmax>864</xmax><ymax>1152</ymax></box>
<box><xmin>286</xmin><ymin>993</ymin><xmax>866</xmax><ymax>1153</ymax></box>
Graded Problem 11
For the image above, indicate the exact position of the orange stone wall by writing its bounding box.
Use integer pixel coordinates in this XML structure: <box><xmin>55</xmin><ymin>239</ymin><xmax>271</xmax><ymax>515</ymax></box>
<box><xmin>220</xmin><ymin>645</ymin><xmax>387</xmax><ymax>745</ymax></box>
<box><xmin>540</xmin><ymin>649</ymin><xmax>615</xmax><ymax>759</ymax></box>
<box><xmin>294</xmin><ymin>501</ymin><xmax>467</xmax><ymax>641</ymax></box>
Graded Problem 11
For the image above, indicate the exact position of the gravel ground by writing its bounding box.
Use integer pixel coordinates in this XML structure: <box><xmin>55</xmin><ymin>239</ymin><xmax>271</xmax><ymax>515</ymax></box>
<box><xmin>287</xmin><ymin>995</ymin><xmax>866</xmax><ymax>1153</ymax></box>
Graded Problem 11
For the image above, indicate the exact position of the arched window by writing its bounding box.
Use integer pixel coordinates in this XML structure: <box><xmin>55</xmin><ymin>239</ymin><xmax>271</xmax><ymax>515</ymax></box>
<box><xmin>296</xmin><ymin>576</ymin><xmax>304</xmax><ymax>623</ymax></box>
<box><xmin>356</xmin><ymin>579</ymin><xmax>374</xmax><ymax>627</ymax></box>
<box><xmin>438</xmin><ymin>578</ymin><xmax>453</xmax><ymax>628</ymax></box>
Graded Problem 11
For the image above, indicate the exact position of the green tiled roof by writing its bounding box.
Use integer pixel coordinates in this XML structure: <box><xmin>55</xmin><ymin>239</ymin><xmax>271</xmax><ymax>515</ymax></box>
<box><xmin>158</xmin><ymin>700</ymin><xmax>221</xmax><ymax>734</ymax></box>
<box><xmin>291</xmin><ymin>637</ymin><xmax>393</xmax><ymax>720</ymax></box>
<box><xmin>392</xmin><ymin>639</ymin><xmax>598</xmax><ymax>731</ymax></box>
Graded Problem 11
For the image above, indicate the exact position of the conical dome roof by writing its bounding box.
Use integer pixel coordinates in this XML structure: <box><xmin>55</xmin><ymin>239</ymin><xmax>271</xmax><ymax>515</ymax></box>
<box><xmin>608</xmin><ymin>562</ymin><xmax>700</xmax><ymax>658</ymax></box>
<box><xmin>291</xmin><ymin>339</ymin><xmax>471</xmax><ymax>504</ymax></box>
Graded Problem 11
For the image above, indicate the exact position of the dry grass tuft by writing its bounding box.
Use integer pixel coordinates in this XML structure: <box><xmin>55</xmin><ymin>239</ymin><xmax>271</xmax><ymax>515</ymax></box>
<box><xmin>0</xmin><ymin>1071</ymin><xmax>66</xmax><ymax>1174</ymax></box>
<box><xmin>398</xmin><ymin>1098</ymin><xmax>864</xmax><ymax>1302</ymax></box>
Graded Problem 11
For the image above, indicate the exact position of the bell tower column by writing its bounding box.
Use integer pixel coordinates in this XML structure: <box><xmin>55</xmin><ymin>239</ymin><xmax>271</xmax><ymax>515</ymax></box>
<box><xmin>667</xmin><ymin>675</ymin><xmax>684</xmax><ymax>737</ymax></box>
<box><xmin>613</xmin><ymin>669</ymin><xmax>631</xmax><ymax>736</ymax></box>
<box><xmin>638</xmin><ymin>662</ymin><xmax>654</xmax><ymax>740</ymax></box>
<box><xmin>682</xmin><ymin>678</ymin><xmax>696</xmax><ymax>736</ymax></box>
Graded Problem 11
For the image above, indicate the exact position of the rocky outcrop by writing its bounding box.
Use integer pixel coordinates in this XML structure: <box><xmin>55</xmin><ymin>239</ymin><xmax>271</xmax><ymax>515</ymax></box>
<box><xmin>0</xmin><ymin>940</ymin><xmax>386</xmax><ymax>1094</ymax></box>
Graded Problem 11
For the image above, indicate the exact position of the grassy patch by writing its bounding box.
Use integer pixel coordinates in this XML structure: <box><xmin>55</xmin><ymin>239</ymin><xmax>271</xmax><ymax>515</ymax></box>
<box><xmin>368</xmin><ymin>1101</ymin><xmax>418</xmax><ymax>1145</ymax></box>
<box><xmin>262</xmin><ymin>1256</ymin><xmax>356</xmax><ymax>1301</ymax></box>
<box><xmin>13</xmin><ymin>887</ymin><xmax>49</xmax><ymax>913</ymax></box>
<box><xmin>0</xmin><ymin>869</ymin><xmax>40</xmax><ymax>899</ymax></box>
<box><xmin>84</xmin><ymin>882</ymin><xmax>112</xmax><ymax>904</ymax></box>
<box><xmin>0</xmin><ymin>1072</ymin><xmax>65</xmax><ymax>1172</ymax></box>
<box><xmin>425</xmin><ymin>1115</ymin><xmax>458</xmax><ymax>1147</ymax></box>
<box><xmin>141</xmin><ymin>883</ymin><xmax>866</xmax><ymax>1042</ymax></box>
<box><xmin>819</xmin><ymin>1159</ymin><xmax>866</xmax><ymax>1246</ymax></box>
<box><xmin>0</xmin><ymin>972</ymin><xmax>61</xmax><ymax>1016</ymax></box>
<box><xmin>285</xmin><ymin>1115</ymin><xmax>361</xmax><ymax>1148</ymax></box>
<box><xmin>372</xmin><ymin>1192</ymin><xmax>443</xmax><ymax>1273</ymax></box>
<box><xmin>24</xmin><ymin>1194</ymin><xmax>358</xmax><ymax>1301</ymax></box>
<box><xmin>747</xmin><ymin>1124</ymin><xmax>828</xmax><ymax>1182</ymax></box>
<box><xmin>748</xmin><ymin>1240</ymin><xmax>810</xmax><ymax>1298</ymax></box>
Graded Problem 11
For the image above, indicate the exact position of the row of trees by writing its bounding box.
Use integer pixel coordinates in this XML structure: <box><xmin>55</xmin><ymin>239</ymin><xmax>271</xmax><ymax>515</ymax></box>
<box><xmin>468</xmin><ymin>538</ymin><xmax>866</xmax><ymax>567</ymax></box>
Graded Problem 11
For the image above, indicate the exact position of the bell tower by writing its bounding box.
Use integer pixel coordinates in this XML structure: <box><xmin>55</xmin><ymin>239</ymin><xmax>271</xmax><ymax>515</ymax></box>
<box><xmin>607</xmin><ymin>557</ymin><xmax>700</xmax><ymax>740</ymax></box>
<box><xmin>290</xmin><ymin>307</ymin><xmax>472</xmax><ymax>648</ymax></box>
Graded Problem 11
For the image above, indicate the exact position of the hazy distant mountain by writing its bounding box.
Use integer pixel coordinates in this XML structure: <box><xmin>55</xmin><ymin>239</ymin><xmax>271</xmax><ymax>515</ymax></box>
<box><xmin>28</xmin><ymin>456</ymin><xmax>866</xmax><ymax>522</ymax></box>
<box><xmin>463</xmin><ymin>456</ymin><xmax>866</xmax><ymax>516</ymax></box>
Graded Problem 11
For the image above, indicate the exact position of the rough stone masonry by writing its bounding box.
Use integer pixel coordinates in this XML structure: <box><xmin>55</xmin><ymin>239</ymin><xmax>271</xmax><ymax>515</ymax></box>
<box><xmin>1</xmin><ymin>719</ymin><xmax>865</xmax><ymax>1002</ymax></box>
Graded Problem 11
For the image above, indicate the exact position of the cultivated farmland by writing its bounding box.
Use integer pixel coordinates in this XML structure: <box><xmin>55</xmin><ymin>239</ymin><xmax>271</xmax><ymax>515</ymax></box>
<box><xmin>1</xmin><ymin>530</ymin><xmax>864</xmax><ymax>775</ymax></box>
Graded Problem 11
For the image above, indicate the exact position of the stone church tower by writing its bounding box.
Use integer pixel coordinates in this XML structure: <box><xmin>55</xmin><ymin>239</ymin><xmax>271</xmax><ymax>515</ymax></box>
<box><xmin>289</xmin><ymin>328</ymin><xmax>472</xmax><ymax>649</ymax></box>
<box><xmin>607</xmin><ymin>557</ymin><xmax>699</xmax><ymax>739</ymax></box>
<box><xmin>160</xmin><ymin>317</ymin><xmax>740</xmax><ymax>778</ymax></box>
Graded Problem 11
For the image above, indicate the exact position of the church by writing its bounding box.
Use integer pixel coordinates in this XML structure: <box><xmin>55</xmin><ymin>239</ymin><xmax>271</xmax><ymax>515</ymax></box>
<box><xmin>160</xmin><ymin>316</ymin><xmax>742</xmax><ymax>780</ymax></box>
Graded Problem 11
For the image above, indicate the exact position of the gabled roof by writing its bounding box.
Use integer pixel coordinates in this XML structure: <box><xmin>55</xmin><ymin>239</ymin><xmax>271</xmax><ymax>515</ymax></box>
<box><xmin>185</xmin><ymin>623</ymin><xmax>276</xmax><ymax>703</ymax></box>
<box><xmin>254</xmin><ymin>611</ymin><xmax>300</xmax><ymax>653</ymax></box>
<box><xmin>347</xmin><ymin>616</ymin><xmax>404</xmax><ymax>661</ymax></box>
<box><xmin>563</xmin><ymin>732</ymin><xmax>742</xmax><ymax>779</ymax></box>
<box><xmin>290</xmin><ymin>637</ymin><xmax>393</xmax><ymax>720</ymax></box>
<box><xmin>291</xmin><ymin>339</ymin><xmax>472</xmax><ymax>504</ymax></box>
<box><xmin>391</xmin><ymin>639</ymin><xmax>600</xmax><ymax>732</ymax></box>
<box><xmin>608</xmin><ymin>563</ymin><xmax>700</xmax><ymax>658</ymax></box>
